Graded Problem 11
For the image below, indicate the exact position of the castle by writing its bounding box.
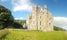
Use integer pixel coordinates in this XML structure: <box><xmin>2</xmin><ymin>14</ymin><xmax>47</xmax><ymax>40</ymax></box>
<box><xmin>26</xmin><ymin>5</ymin><xmax>53</xmax><ymax>32</ymax></box>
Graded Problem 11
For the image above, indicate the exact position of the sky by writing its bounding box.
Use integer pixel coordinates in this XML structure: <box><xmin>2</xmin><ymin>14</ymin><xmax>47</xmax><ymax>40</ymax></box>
<box><xmin>0</xmin><ymin>0</ymin><xmax>67</xmax><ymax>30</ymax></box>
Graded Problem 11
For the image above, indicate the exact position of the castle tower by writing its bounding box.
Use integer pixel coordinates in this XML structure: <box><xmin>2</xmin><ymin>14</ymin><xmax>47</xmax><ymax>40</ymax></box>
<box><xmin>31</xmin><ymin>5</ymin><xmax>41</xmax><ymax>30</ymax></box>
<box><xmin>26</xmin><ymin>14</ymin><xmax>32</xmax><ymax>30</ymax></box>
<box><xmin>47</xmin><ymin>12</ymin><xmax>53</xmax><ymax>31</ymax></box>
<box><xmin>26</xmin><ymin>5</ymin><xmax>53</xmax><ymax>31</ymax></box>
<box><xmin>39</xmin><ymin>5</ymin><xmax>48</xmax><ymax>31</ymax></box>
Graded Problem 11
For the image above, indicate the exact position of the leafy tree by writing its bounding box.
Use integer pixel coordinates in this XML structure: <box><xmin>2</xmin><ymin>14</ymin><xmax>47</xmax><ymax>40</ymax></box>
<box><xmin>0</xmin><ymin>5</ymin><xmax>14</xmax><ymax>29</ymax></box>
<box><xmin>15</xmin><ymin>20</ymin><xmax>26</xmax><ymax>28</ymax></box>
<box><xmin>13</xmin><ymin>22</ymin><xmax>22</xmax><ymax>29</ymax></box>
<box><xmin>54</xmin><ymin>26</ymin><xmax>66</xmax><ymax>31</ymax></box>
<box><xmin>15</xmin><ymin>20</ymin><xmax>26</xmax><ymax>25</ymax></box>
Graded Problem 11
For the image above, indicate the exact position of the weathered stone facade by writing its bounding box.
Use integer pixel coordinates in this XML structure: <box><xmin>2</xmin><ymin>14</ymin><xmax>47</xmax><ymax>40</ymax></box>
<box><xmin>26</xmin><ymin>5</ymin><xmax>53</xmax><ymax>32</ymax></box>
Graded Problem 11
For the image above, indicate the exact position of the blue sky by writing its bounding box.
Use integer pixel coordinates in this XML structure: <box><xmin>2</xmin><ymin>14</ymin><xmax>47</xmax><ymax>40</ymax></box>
<box><xmin>0</xmin><ymin>0</ymin><xmax>67</xmax><ymax>19</ymax></box>
<box><xmin>0</xmin><ymin>0</ymin><xmax>67</xmax><ymax>29</ymax></box>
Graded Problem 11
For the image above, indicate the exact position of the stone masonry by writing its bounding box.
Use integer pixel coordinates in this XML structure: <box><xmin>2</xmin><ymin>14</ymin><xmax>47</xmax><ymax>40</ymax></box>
<box><xmin>26</xmin><ymin>5</ymin><xmax>53</xmax><ymax>32</ymax></box>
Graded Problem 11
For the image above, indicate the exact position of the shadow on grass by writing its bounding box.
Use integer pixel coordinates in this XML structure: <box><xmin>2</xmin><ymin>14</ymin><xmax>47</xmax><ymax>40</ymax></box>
<box><xmin>0</xmin><ymin>31</ymin><xmax>9</xmax><ymax>40</ymax></box>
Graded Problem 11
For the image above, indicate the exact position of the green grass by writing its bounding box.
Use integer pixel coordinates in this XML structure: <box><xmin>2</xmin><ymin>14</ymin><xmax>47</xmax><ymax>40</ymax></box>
<box><xmin>1</xmin><ymin>29</ymin><xmax>67</xmax><ymax>40</ymax></box>
<box><xmin>0</xmin><ymin>29</ymin><xmax>8</xmax><ymax>39</ymax></box>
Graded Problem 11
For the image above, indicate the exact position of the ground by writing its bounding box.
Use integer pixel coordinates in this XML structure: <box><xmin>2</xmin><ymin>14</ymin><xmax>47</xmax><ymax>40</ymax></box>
<box><xmin>0</xmin><ymin>29</ymin><xmax>67</xmax><ymax>40</ymax></box>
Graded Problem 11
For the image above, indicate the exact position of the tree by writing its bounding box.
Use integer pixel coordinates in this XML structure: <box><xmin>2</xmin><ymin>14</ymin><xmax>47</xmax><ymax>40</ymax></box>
<box><xmin>15</xmin><ymin>20</ymin><xmax>26</xmax><ymax>29</ymax></box>
<box><xmin>54</xmin><ymin>26</ymin><xmax>66</xmax><ymax>31</ymax></box>
<box><xmin>13</xmin><ymin>22</ymin><xmax>22</xmax><ymax>29</ymax></box>
<box><xmin>0</xmin><ymin>5</ymin><xmax>14</xmax><ymax>29</ymax></box>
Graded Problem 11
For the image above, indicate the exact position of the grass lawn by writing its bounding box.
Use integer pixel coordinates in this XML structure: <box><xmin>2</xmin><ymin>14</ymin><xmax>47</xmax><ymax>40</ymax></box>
<box><xmin>0</xmin><ymin>29</ymin><xmax>67</xmax><ymax>40</ymax></box>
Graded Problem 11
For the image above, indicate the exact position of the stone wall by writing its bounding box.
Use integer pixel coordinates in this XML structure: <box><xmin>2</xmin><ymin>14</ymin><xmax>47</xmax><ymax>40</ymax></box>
<box><xmin>26</xmin><ymin>5</ymin><xmax>53</xmax><ymax>32</ymax></box>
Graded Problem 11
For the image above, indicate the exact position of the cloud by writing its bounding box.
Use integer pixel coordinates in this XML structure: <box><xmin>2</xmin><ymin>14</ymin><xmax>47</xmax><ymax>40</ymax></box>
<box><xmin>11</xmin><ymin>0</ymin><xmax>32</xmax><ymax>12</ymax></box>
<box><xmin>15</xmin><ymin>17</ymin><xmax>25</xmax><ymax>20</ymax></box>
<box><xmin>54</xmin><ymin>17</ymin><xmax>67</xmax><ymax>30</ymax></box>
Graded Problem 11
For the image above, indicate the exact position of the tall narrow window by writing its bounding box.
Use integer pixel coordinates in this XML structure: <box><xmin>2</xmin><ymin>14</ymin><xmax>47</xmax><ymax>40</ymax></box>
<box><xmin>40</xmin><ymin>16</ymin><xmax>41</xmax><ymax>19</ymax></box>
<box><xmin>40</xmin><ymin>21</ymin><xmax>41</xmax><ymax>25</ymax></box>
<box><xmin>49</xmin><ymin>22</ymin><xmax>51</xmax><ymax>26</ymax></box>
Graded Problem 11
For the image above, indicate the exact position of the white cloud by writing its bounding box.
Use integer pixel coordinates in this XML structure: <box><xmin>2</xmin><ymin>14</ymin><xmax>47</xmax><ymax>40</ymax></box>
<box><xmin>15</xmin><ymin>17</ymin><xmax>25</xmax><ymax>20</ymax></box>
<box><xmin>54</xmin><ymin>17</ymin><xmax>67</xmax><ymax>30</ymax></box>
<box><xmin>15</xmin><ymin>17</ymin><xmax>23</xmax><ymax>20</ymax></box>
<box><xmin>11</xmin><ymin>0</ymin><xmax>32</xmax><ymax>12</ymax></box>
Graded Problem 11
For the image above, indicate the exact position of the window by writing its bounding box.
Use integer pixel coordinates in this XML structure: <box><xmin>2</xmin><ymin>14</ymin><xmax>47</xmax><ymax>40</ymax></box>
<box><xmin>40</xmin><ymin>21</ymin><xmax>41</xmax><ymax>25</ymax></box>
<box><xmin>49</xmin><ymin>23</ymin><xmax>51</xmax><ymax>26</ymax></box>
<box><xmin>40</xmin><ymin>16</ymin><xmax>41</xmax><ymax>19</ymax></box>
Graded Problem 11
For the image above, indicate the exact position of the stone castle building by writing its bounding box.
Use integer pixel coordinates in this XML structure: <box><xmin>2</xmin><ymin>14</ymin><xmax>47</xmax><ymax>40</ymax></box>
<box><xmin>26</xmin><ymin>5</ymin><xmax>53</xmax><ymax>32</ymax></box>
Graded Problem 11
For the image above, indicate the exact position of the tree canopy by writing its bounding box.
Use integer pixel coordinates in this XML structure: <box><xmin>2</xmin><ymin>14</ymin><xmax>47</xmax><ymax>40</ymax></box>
<box><xmin>54</xmin><ymin>26</ymin><xmax>66</xmax><ymax>31</ymax></box>
<box><xmin>0</xmin><ymin>5</ymin><xmax>14</xmax><ymax>29</ymax></box>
